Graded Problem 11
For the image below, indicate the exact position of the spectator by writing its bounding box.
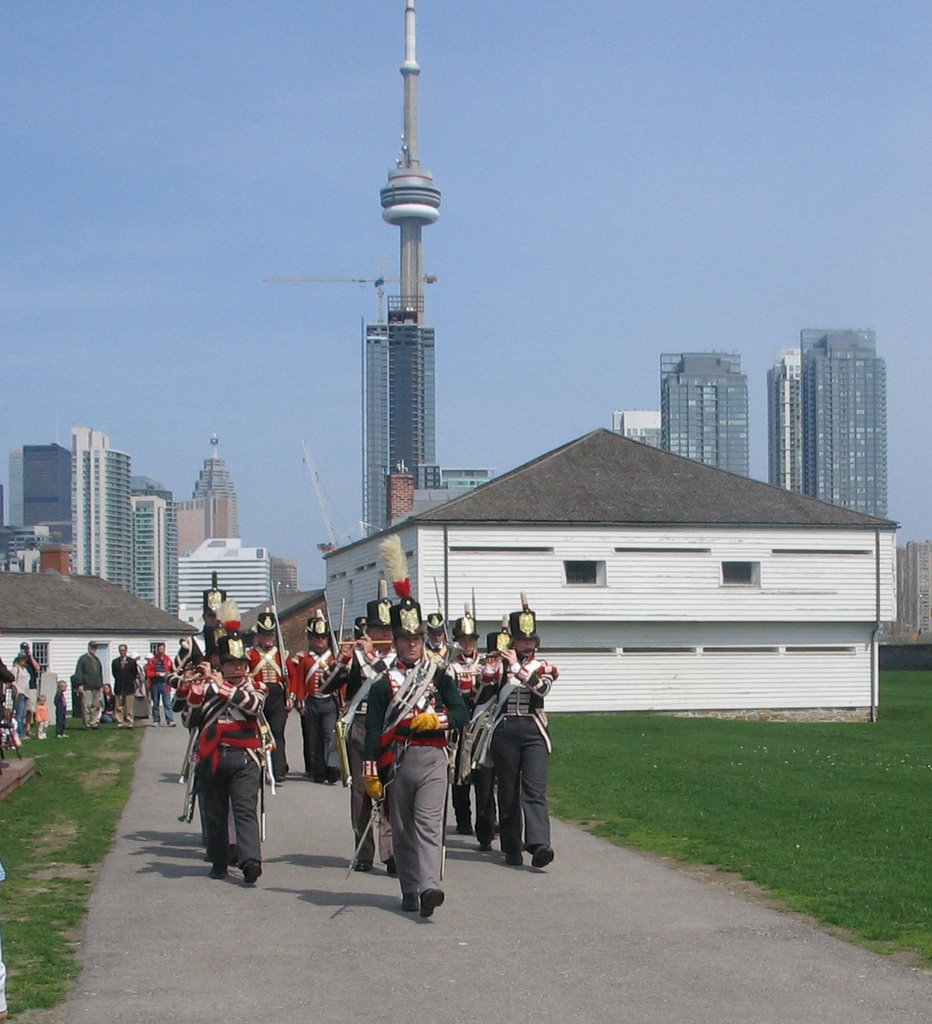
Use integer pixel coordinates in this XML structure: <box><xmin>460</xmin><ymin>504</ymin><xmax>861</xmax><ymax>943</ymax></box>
<box><xmin>19</xmin><ymin>642</ymin><xmax>40</xmax><ymax>734</ymax></box>
<box><xmin>35</xmin><ymin>693</ymin><xmax>50</xmax><ymax>739</ymax></box>
<box><xmin>73</xmin><ymin>642</ymin><xmax>104</xmax><ymax>730</ymax></box>
<box><xmin>11</xmin><ymin>655</ymin><xmax>31</xmax><ymax>739</ymax></box>
<box><xmin>110</xmin><ymin>645</ymin><xmax>138</xmax><ymax>728</ymax></box>
<box><xmin>145</xmin><ymin>643</ymin><xmax>176</xmax><ymax>727</ymax></box>
<box><xmin>100</xmin><ymin>684</ymin><xmax>117</xmax><ymax>724</ymax></box>
<box><xmin>54</xmin><ymin>680</ymin><xmax>68</xmax><ymax>738</ymax></box>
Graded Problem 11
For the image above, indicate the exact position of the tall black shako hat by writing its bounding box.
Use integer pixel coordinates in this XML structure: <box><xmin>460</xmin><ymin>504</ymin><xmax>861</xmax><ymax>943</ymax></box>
<box><xmin>486</xmin><ymin>615</ymin><xmax>510</xmax><ymax>654</ymax></box>
<box><xmin>426</xmin><ymin>612</ymin><xmax>445</xmax><ymax>633</ymax></box>
<box><xmin>216</xmin><ymin>600</ymin><xmax>249</xmax><ymax>663</ymax></box>
<box><xmin>452</xmin><ymin>602</ymin><xmax>478</xmax><ymax>640</ymax></box>
<box><xmin>202</xmin><ymin>571</ymin><xmax>226</xmax><ymax>619</ymax></box>
<box><xmin>306</xmin><ymin>609</ymin><xmax>329</xmax><ymax>637</ymax></box>
<box><xmin>366</xmin><ymin>579</ymin><xmax>393</xmax><ymax>630</ymax></box>
<box><xmin>353</xmin><ymin>616</ymin><xmax>367</xmax><ymax>639</ymax></box>
<box><xmin>379</xmin><ymin>533</ymin><xmax>423</xmax><ymax>638</ymax></box>
<box><xmin>256</xmin><ymin>608</ymin><xmax>277</xmax><ymax>635</ymax></box>
<box><xmin>508</xmin><ymin>592</ymin><xmax>538</xmax><ymax>641</ymax></box>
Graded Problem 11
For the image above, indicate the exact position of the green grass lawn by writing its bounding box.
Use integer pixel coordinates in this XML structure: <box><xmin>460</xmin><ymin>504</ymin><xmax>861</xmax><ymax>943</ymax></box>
<box><xmin>0</xmin><ymin>725</ymin><xmax>140</xmax><ymax>1015</ymax></box>
<box><xmin>549</xmin><ymin>670</ymin><xmax>932</xmax><ymax>965</ymax></box>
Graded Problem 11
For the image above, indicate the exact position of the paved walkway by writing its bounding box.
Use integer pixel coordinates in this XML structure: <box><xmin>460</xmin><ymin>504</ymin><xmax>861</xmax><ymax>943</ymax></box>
<box><xmin>59</xmin><ymin>717</ymin><xmax>929</xmax><ymax>1024</ymax></box>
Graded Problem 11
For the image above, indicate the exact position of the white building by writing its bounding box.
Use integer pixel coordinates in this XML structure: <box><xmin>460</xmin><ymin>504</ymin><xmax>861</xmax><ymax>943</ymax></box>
<box><xmin>324</xmin><ymin>430</ymin><xmax>897</xmax><ymax>719</ymax></box>
<box><xmin>72</xmin><ymin>427</ymin><xmax>133</xmax><ymax>590</ymax></box>
<box><xmin>611</xmin><ymin>410</ymin><xmax>661</xmax><ymax>448</ymax></box>
<box><xmin>0</xmin><ymin>573</ymin><xmax>196</xmax><ymax>712</ymax></box>
<box><xmin>178</xmin><ymin>538</ymin><xmax>271</xmax><ymax>626</ymax></box>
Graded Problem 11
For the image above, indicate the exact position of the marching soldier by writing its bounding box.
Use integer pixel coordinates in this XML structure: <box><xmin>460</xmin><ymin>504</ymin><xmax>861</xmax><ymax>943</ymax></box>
<box><xmin>181</xmin><ymin>606</ymin><xmax>267</xmax><ymax>885</ymax></box>
<box><xmin>446</xmin><ymin>607</ymin><xmax>488</xmax><ymax>838</ymax></box>
<box><xmin>248</xmin><ymin>610</ymin><xmax>289</xmax><ymax>785</ymax></box>
<box><xmin>425</xmin><ymin>612</ymin><xmax>449</xmax><ymax>664</ymax></box>
<box><xmin>289</xmin><ymin>611</ymin><xmax>345</xmax><ymax>783</ymax></box>
<box><xmin>482</xmin><ymin>594</ymin><xmax>558</xmax><ymax>868</ymax></box>
<box><xmin>363</xmin><ymin>535</ymin><xmax>468</xmax><ymax>917</ymax></box>
<box><xmin>344</xmin><ymin>585</ymin><xmax>396</xmax><ymax>873</ymax></box>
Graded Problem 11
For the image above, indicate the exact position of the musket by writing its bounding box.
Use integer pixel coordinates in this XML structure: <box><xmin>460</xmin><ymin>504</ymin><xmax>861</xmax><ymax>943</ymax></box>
<box><xmin>267</xmin><ymin>583</ymin><xmax>290</xmax><ymax>705</ymax></box>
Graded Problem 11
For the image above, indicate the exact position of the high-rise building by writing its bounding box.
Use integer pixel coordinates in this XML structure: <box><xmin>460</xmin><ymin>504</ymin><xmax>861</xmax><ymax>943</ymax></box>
<box><xmin>178</xmin><ymin>539</ymin><xmax>271</xmax><ymax>625</ymax></box>
<box><xmin>363</xmin><ymin>0</ymin><xmax>442</xmax><ymax>534</ymax></box>
<box><xmin>660</xmin><ymin>353</ymin><xmax>749</xmax><ymax>476</ymax></box>
<box><xmin>767</xmin><ymin>349</ymin><xmax>802</xmax><ymax>491</ymax></box>
<box><xmin>271</xmin><ymin>556</ymin><xmax>299</xmax><ymax>596</ymax></box>
<box><xmin>7</xmin><ymin>443</ymin><xmax>73</xmax><ymax>541</ymax></box>
<box><xmin>897</xmin><ymin>541</ymin><xmax>932</xmax><ymax>636</ymax></box>
<box><xmin>800</xmin><ymin>329</ymin><xmax>887</xmax><ymax>516</ymax></box>
<box><xmin>131</xmin><ymin>475</ymin><xmax>178</xmax><ymax>613</ymax></box>
<box><xmin>71</xmin><ymin>427</ymin><xmax>133</xmax><ymax>589</ymax></box>
<box><xmin>612</xmin><ymin>410</ymin><xmax>662</xmax><ymax>448</ymax></box>
<box><xmin>7</xmin><ymin>449</ymin><xmax>23</xmax><ymax>525</ymax></box>
<box><xmin>177</xmin><ymin>435</ymin><xmax>241</xmax><ymax>553</ymax></box>
<box><xmin>192</xmin><ymin>434</ymin><xmax>240</xmax><ymax>532</ymax></box>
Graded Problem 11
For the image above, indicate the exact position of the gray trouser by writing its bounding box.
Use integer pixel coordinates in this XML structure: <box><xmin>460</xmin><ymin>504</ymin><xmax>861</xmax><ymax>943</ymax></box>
<box><xmin>389</xmin><ymin>744</ymin><xmax>448</xmax><ymax>895</ymax></box>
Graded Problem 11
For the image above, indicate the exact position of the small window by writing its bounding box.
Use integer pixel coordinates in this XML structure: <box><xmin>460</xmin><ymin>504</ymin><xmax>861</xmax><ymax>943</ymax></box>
<box><xmin>721</xmin><ymin>561</ymin><xmax>760</xmax><ymax>586</ymax></box>
<box><xmin>564</xmin><ymin>560</ymin><xmax>605</xmax><ymax>586</ymax></box>
<box><xmin>28</xmin><ymin>641</ymin><xmax>50</xmax><ymax>670</ymax></box>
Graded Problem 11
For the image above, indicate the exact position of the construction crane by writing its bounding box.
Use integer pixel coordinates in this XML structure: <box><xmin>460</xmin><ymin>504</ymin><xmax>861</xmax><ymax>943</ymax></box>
<box><xmin>302</xmin><ymin>440</ymin><xmax>340</xmax><ymax>552</ymax></box>
<box><xmin>264</xmin><ymin>273</ymin><xmax>437</xmax><ymax>322</ymax></box>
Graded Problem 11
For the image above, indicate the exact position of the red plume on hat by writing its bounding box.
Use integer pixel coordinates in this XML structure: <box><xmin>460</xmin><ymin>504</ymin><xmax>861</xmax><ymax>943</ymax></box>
<box><xmin>218</xmin><ymin>599</ymin><xmax>241</xmax><ymax>632</ymax></box>
<box><xmin>379</xmin><ymin>534</ymin><xmax>411</xmax><ymax>599</ymax></box>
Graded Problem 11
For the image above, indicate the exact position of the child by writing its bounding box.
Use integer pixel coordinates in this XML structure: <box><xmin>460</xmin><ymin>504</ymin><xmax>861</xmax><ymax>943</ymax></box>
<box><xmin>35</xmin><ymin>693</ymin><xmax>50</xmax><ymax>740</ymax></box>
<box><xmin>54</xmin><ymin>679</ymin><xmax>68</xmax><ymax>738</ymax></box>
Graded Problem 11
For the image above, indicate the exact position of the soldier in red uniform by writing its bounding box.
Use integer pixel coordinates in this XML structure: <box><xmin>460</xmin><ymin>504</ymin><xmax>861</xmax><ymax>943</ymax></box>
<box><xmin>247</xmin><ymin>610</ymin><xmax>289</xmax><ymax>784</ymax></box>
<box><xmin>288</xmin><ymin>611</ymin><xmax>345</xmax><ymax>783</ymax></box>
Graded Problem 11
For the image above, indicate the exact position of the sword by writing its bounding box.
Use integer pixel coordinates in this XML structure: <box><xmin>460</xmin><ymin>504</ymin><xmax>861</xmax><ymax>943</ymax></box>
<box><xmin>347</xmin><ymin>799</ymin><xmax>381</xmax><ymax>877</ymax></box>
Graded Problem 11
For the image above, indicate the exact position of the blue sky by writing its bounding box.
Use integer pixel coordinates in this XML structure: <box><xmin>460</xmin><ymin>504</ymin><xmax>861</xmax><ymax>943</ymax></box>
<box><xmin>3</xmin><ymin>1</ymin><xmax>931</xmax><ymax>587</ymax></box>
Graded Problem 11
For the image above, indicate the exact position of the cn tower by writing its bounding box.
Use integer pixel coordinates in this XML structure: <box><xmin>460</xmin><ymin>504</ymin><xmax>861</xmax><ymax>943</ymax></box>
<box><xmin>380</xmin><ymin>0</ymin><xmax>441</xmax><ymax>312</ymax></box>
<box><xmin>363</xmin><ymin>0</ymin><xmax>441</xmax><ymax>534</ymax></box>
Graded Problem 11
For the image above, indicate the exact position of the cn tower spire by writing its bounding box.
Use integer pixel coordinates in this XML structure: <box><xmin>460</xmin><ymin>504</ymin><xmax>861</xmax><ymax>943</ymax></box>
<box><xmin>379</xmin><ymin>0</ymin><xmax>441</xmax><ymax>320</ymax></box>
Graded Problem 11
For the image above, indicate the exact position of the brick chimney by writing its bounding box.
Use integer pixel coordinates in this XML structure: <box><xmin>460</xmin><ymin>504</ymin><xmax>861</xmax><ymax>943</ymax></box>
<box><xmin>386</xmin><ymin>468</ymin><xmax>415</xmax><ymax>524</ymax></box>
<box><xmin>41</xmin><ymin>545</ymin><xmax>72</xmax><ymax>575</ymax></box>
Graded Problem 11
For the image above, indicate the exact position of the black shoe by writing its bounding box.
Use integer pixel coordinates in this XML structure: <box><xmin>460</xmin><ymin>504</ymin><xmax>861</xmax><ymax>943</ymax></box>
<box><xmin>325</xmin><ymin>769</ymin><xmax>341</xmax><ymax>784</ymax></box>
<box><xmin>401</xmin><ymin>893</ymin><xmax>419</xmax><ymax>912</ymax></box>
<box><xmin>354</xmin><ymin>860</ymin><xmax>373</xmax><ymax>873</ymax></box>
<box><xmin>505</xmin><ymin>853</ymin><xmax>523</xmax><ymax>866</ymax></box>
<box><xmin>456</xmin><ymin>823</ymin><xmax>474</xmax><ymax>836</ymax></box>
<box><xmin>384</xmin><ymin>856</ymin><xmax>397</xmax><ymax>876</ymax></box>
<box><xmin>531</xmin><ymin>846</ymin><xmax>554</xmax><ymax>868</ymax></box>
<box><xmin>241</xmin><ymin>860</ymin><xmax>262</xmax><ymax>885</ymax></box>
<box><xmin>208</xmin><ymin>865</ymin><xmax>228</xmax><ymax>879</ymax></box>
<box><xmin>419</xmin><ymin>888</ymin><xmax>445</xmax><ymax>918</ymax></box>
<box><xmin>478</xmin><ymin>841</ymin><xmax>493</xmax><ymax>852</ymax></box>
<box><xmin>275</xmin><ymin>776</ymin><xmax>286</xmax><ymax>785</ymax></box>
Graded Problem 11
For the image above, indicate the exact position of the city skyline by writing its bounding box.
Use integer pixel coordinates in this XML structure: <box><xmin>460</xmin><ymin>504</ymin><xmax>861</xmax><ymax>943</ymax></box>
<box><xmin>3</xmin><ymin>3</ymin><xmax>931</xmax><ymax>585</ymax></box>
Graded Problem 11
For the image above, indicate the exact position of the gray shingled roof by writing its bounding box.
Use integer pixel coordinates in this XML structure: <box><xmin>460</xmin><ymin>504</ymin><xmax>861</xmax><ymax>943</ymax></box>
<box><xmin>0</xmin><ymin>573</ymin><xmax>199</xmax><ymax>634</ymax></box>
<box><xmin>412</xmin><ymin>429</ymin><xmax>896</xmax><ymax>529</ymax></box>
<box><xmin>241</xmin><ymin>589</ymin><xmax>325</xmax><ymax>626</ymax></box>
